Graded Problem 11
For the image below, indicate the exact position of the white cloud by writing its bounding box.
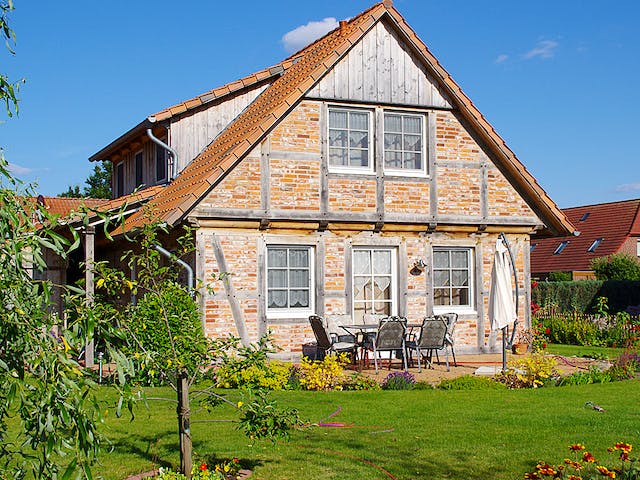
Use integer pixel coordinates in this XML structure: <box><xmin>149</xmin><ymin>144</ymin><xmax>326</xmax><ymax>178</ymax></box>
<box><xmin>282</xmin><ymin>17</ymin><xmax>339</xmax><ymax>54</ymax></box>
<box><xmin>523</xmin><ymin>40</ymin><xmax>558</xmax><ymax>60</ymax></box>
<box><xmin>615</xmin><ymin>183</ymin><xmax>640</xmax><ymax>193</ymax></box>
<box><xmin>7</xmin><ymin>162</ymin><xmax>34</xmax><ymax>175</ymax></box>
<box><xmin>494</xmin><ymin>54</ymin><xmax>509</xmax><ymax>64</ymax></box>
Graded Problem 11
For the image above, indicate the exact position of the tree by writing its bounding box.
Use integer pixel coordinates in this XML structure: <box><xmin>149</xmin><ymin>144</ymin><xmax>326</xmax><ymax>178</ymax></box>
<box><xmin>591</xmin><ymin>253</ymin><xmax>640</xmax><ymax>281</ymax></box>
<box><xmin>60</xmin><ymin>162</ymin><xmax>112</xmax><ymax>199</ymax></box>
<box><xmin>0</xmin><ymin>5</ymin><xmax>131</xmax><ymax>478</ymax></box>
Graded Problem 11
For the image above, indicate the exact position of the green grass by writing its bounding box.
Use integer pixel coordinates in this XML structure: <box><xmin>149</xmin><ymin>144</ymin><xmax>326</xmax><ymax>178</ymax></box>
<box><xmin>545</xmin><ymin>343</ymin><xmax>626</xmax><ymax>360</ymax></box>
<box><xmin>94</xmin><ymin>381</ymin><xmax>640</xmax><ymax>480</ymax></box>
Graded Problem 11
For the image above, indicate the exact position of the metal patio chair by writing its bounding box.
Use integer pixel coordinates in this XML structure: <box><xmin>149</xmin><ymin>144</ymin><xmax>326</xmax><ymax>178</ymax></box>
<box><xmin>435</xmin><ymin>312</ymin><xmax>458</xmax><ymax>367</ymax></box>
<box><xmin>406</xmin><ymin>316</ymin><xmax>448</xmax><ymax>372</ymax></box>
<box><xmin>371</xmin><ymin>316</ymin><xmax>408</xmax><ymax>374</ymax></box>
<box><xmin>308</xmin><ymin>315</ymin><xmax>357</xmax><ymax>359</ymax></box>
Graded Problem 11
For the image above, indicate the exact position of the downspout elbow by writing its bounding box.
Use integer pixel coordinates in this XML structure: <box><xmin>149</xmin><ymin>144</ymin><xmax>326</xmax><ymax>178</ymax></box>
<box><xmin>146</xmin><ymin>125</ymin><xmax>178</xmax><ymax>181</ymax></box>
<box><xmin>154</xmin><ymin>244</ymin><xmax>194</xmax><ymax>297</ymax></box>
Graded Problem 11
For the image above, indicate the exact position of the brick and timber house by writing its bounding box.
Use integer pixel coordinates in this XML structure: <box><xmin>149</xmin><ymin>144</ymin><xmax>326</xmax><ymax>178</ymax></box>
<box><xmin>531</xmin><ymin>199</ymin><xmax>640</xmax><ymax>280</ymax></box>
<box><xmin>50</xmin><ymin>1</ymin><xmax>575</xmax><ymax>359</ymax></box>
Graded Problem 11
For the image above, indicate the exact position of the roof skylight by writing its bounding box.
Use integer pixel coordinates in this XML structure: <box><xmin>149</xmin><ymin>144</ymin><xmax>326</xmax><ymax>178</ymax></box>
<box><xmin>580</xmin><ymin>212</ymin><xmax>590</xmax><ymax>222</ymax></box>
<box><xmin>554</xmin><ymin>241</ymin><xmax>569</xmax><ymax>255</ymax></box>
<box><xmin>588</xmin><ymin>238</ymin><xmax>604</xmax><ymax>253</ymax></box>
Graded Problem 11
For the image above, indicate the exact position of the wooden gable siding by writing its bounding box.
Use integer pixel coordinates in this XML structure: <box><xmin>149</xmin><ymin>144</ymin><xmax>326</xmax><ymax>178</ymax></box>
<box><xmin>307</xmin><ymin>20</ymin><xmax>451</xmax><ymax>109</ymax></box>
<box><xmin>169</xmin><ymin>83</ymin><xmax>269</xmax><ymax>175</ymax></box>
<box><xmin>111</xmin><ymin>139</ymin><xmax>158</xmax><ymax>198</ymax></box>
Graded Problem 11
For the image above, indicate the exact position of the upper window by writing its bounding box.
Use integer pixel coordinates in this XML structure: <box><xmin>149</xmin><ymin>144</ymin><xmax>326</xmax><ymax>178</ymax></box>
<box><xmin>134</xmin><ymin>151</ymin><xmax>143</xmax><ymax>188</ymax></box>
<box><xmin>266</xmin><ymin>246</ymin><xmax>313</xmax><ymax>316</ymax></box>
<box><xmin>433</xmin><ymin>248</ymin><xmax>473</xmax><ymax>309</ymax></box>
<box><xmin>384</xmin><ymin>112</ymin><xmax>425</xmax><ymax>174</ymax></box>
<box><xmin>115</xmin><ymin>162</ymin><xmax>124</xmax><ymax>198</ymax></box>
<box><xmin>352</xmin><ymin>247</ymin><xmax>397</xmax><ymax>323</ymax></box>
<box><xmin>156</xmin><ymin>142</ymin><xmax>167</xmax><ymax>183</ymax></box>
<box><xmin>636</xmin><ymin>239</ymin><xmax>640</xmax><ymax>257</ymax></box>
<box><xmin>328</xmin><ymin>108</ymin><xmax>372</xmax><ymax>172</ymax></box>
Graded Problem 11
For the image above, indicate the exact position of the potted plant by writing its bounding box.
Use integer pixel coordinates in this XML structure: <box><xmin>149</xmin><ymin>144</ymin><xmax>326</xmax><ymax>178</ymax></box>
<box><xmin>512</xmin><ymin>329</ymin><xmax>531</xmax><ymax>355</ymax></box>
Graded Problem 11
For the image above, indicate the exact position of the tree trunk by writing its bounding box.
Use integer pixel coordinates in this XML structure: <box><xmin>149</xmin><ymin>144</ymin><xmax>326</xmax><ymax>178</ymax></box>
<box><xmin>177</xmin><ymin>370</ymin><xmax>192</xmax><ymax>478</ymax></box>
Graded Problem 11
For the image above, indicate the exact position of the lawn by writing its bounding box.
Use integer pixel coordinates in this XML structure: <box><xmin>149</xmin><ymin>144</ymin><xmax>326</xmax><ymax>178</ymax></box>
<box><xmin>97</xmin><ymin>380</ymin><xmax>640</xmax><ymax>480</ymax></box>
<box><xmin>545</xmin><ymin>343</ymin><xmax>626</xmax><ymax>359</ymax></box>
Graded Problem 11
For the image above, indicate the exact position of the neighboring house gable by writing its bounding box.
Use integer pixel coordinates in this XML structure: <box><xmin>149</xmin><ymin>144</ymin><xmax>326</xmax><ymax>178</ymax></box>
<box><xmin>531</xmin><ymin>199</ymin><xmax>640</xmax><ymax>279</ymax></box>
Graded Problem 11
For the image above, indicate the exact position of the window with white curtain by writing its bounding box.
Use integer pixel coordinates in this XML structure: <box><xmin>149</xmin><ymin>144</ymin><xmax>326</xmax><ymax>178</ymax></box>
<box><xmin>383</xmin><ymin>112</ymin><xmax>425</xmax><ymax>174</ymax></box>
<box><xmin>433</xmin><ymin>247</ymin><xmax>473</xmax><ymax>309</ymax></box>
<box><xmin>266</xmin><ymin>246</ymin><xmax>313</xmax><ymax>316</ymax></box>
<box><xmin>352</xmin><ymin>247</ymin><xmax>397</xmax><ymax>323</ymax></box>
<box><xmin>328</xmin><ymin>107</ymin><xmax>372</xmax><ymax>172</ymax></box>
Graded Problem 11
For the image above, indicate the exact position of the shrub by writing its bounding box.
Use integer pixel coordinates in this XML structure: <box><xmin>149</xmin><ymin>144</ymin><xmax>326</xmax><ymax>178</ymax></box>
<box><xmin>531</xmin><ymin>280</ymin><xmax>602</xmax><ymax>313</ymax></box>
<box><xmin>215</xmin><ymin>361</ymin><xmax>292</xmax><ymax>390</ymax></box>
<box><xmin>496</xmin><ymin>353</ymin><xmax>558</xmax><ymax>388</ymax></box>
<box><xmin>297</xmin><ymin>354</ymin><xmax>349</xmax><ymax>391</ymax></box>
<box><xmin>547</xmin><ymin>271</ymin><xmax>572</xmax><ymax>282</ymax></box>
<box><xmin>543</xmin><ymin>315</ymin><xmax>603</xmax><ymax>346</ymax></box>
<box><xmin>381</xmin><ymin>371</ymin><xmax>416</xmax><ymax>390</ymax></box>
<box><xmin>437</xmin><ymin>375</ymin><xmax>505</xmax><ymax>390</ymax></box>
<box><xmin>592</xmin><ymin>252</ymin><xmax>640</xmax><ymax>280</ymax></box>
<box><xmin>341</xmin><ymin>372</ymin><xmax>380</xmax><ymax>390</ymax></box>
<box><xmin>556</xmin><ymin>366</ymin><xmax>612</xmax><ymax>386</ymax></box>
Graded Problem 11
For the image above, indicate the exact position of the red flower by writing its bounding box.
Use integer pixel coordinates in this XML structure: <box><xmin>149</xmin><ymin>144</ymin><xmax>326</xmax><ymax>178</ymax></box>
<box><xmin>542</xmin><ymin>343</ymin><xmax>547</xmax><ymax>349</ymax></box>
<box><xmin>582</xmin><ymin>452</ymin><xmax>596</xmax><ymax>463</ymax></box>
<box><xmin>199</xmin><ymin>463</ymin><xmax>208</xmax><ymax>471</ymax></box>
<box><xmin>569</xmin><ymin>444</ymin><xmax>586</xmax><ymax>451</ymax></box>
<box><xmin>545</xmin><ymin>328</ymin><xmax>550</xmax><ymax>335</ymax></box>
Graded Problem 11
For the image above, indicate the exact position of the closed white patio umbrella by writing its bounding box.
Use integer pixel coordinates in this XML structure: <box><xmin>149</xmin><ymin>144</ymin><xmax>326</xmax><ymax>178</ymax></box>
<box><xmin>489</xmin><ymin>235</ymin><xmax>518</xmax><ymax>371</ymax></box>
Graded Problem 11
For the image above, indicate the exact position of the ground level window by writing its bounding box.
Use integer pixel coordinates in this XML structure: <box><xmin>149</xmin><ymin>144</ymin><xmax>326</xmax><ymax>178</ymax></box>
<box><xmin>433</xmin><ymin>247</ymin><xmax>473</xmax><ymax>308</ymax></box>
<box><xmin>266</xmin><ymin>246</ymin><xmax>313</xmax><ymax>314</ymax></box>
<box><xmin>352</xmin><ymin>247</ymin><xmax>397</xmax><ymax>323</ymax></box>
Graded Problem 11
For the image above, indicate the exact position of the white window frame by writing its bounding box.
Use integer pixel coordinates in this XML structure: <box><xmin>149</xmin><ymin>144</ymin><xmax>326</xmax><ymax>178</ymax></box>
<box><xmin>327</xmin><ymin>106</ymin><xmax>374</xmax><ymax>174</ymax></box>
<box><xmin>383</xmin><ymin>111</ymin><xmax>427</xmax><ymax>177</ymax></box>
<box><xmin>636</xmin><ymin>239</ymin><xmax>640</xmax><ymax>257</ymax></box>
<box><xmin>266</xmin><ymin>245</ymin><xmax>314</xmax><ymax>319</ymax></box>
<box><xmin>432</xmin><ymin>247</ymin><xmax>475</xmax><ymax>313</ymax></box>
<box><xmin>351</xmin><ymin>247</ymin><xmax>398</xmax><ymax>321</ymax></box>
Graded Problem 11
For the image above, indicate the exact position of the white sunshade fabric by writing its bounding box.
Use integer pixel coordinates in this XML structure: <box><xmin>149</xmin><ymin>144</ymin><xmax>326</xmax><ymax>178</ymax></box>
<box><xmin>488</xmin><ymin>238</ymin><xmax>516</xmax><ymax>331</ymax></box>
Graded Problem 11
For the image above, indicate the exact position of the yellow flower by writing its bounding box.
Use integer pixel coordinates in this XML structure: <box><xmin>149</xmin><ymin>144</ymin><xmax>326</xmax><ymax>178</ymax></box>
<box><xmin>237</xmin><ymin>401</ymin><xmax>243</xmax><ymax>408</ymax></box>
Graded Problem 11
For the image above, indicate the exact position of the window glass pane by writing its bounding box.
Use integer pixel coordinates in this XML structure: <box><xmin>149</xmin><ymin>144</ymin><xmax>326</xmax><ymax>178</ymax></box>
<box><xmin>384</xmin><ymin>133</ymin><xmax>402</xmax><ymax>150</ymax></box>
<box><xmin>289</xmin><ymin>269</ymin><xmax>309</xmax><ymax>288</ymax></box>
<box><xmin>373</xmin><ymin>250</ymin><xmax>391</xmax><ymax>274</ymax></box>
<box><xmin>434</xmin><ymin>270</ymin><xmax>450</xmax><ymax>287</ymax></box>
<box><xmin>349</xmin><ymin>112</ymin><xmax>368</xmax><ymax>130</ymax></box>
<box><xmin>373</xmin><ymin>277</ymin><xmax>391</xmax><ymax>299</ymax></box>
<box><xmin>349</xmin><ymin>131</ymin><xmax>368</xmax><ymax>149</ymax></box>
<box><xmin>156</xmin><ymin>144</ymin><xmax>166</xmax><ymax>182</ymax></box>
<box><xmin>451</xmin><ymin>250</ymin><xmax>468</xmax><ymax>268</ymax></box>
<box><xmin>268</xmin><ymin>290</ymin><xmax>287</xmax><ymax>308</ymax></box>
<box><xmin>451</xmin><ymin>288</ymin><xmax>469</xmax><ymax>306</ymax></box>
<box><xmin>289</xmin><ymin>290</ymin><xmax>309</xmax><ymax>308</ymax></box>
<box><xmin>403</xmin><ymin>152</ymin><xmax>421</xmax><ymax>170</ymax></box>
<box><xmin>353</xmin><ymin>277</ymin><xmax>369</xmax><ymax>301</ymax></box>
<box><xmin>384</xmin><ymin>114</ymin><xmax>402</xmax><ymax>132</ymax></box>
<box><xmin>404</xmin><ymin>134</ymin><xmax>421</xmax><ymax>152</ymax></box>
<box><xmin>329</xmin><ymin>148</ymin><xmax>347</xmax><ymax>166</ymax></box>
<box><xmin>404</xmin><ymin>115</ymin><xmax>421</xmax><ymax>133</ymax></box>
<box><xmin>353</xmin><ymin>251</ymin><xmax>370</xmax><ymax>274</ymax></box>
<box><xmin>349</xmin><ymin>148</ymin><xmax>368</xmax><ymax>167</ymax></box>
<box><xmin>434</xmin><ymin>251</ymin><xmax>449</xmax><ymax>268</ymax></box>
<box><xmin>374</xmin><ymin>301</ymin><xmax>391</xmax><ymax>315</ymax></box>
<box><xmin>268</xmin><ymin>270</ymin><xmax>287</xmax><ymax>288</ymax></box>
<box><xmin>329</xmin><ymin>129</ymin><xmax>347</xmax><ymax>148</ymax></box>
<box><xmin>268</xmin><ymin>248</ymin><xmax>286</xmax><ymax>267</ymax></box>
<box><xmin>451</xmin><ymin>270</ymin><xmax>469</xmax><ymax>287</ymax></box>
<box><xmin>385</xmin><ymin>152</ymin><xmax>402</xmax><ymax>169</ymax></box>
<box><xmin>434</xmin><ymin>289</ymin><xmax>449</xmax><ymax>305</ymax></box>
<box><xmin>329</xmin><ymin>110</ymin><xmax>347</xmax><ymax>128</ymax></box>
<box><xmin>288</xmin><ymin>249</ymin><xmax>308</xmax><ymax>267</ymax></box>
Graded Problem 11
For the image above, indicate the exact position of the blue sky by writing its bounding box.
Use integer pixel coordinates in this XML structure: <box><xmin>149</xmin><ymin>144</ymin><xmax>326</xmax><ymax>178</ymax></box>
<box><xmin>1</xmin><ymin>1</ymin><xmax>638</xmax><ymax>208</ymax></box>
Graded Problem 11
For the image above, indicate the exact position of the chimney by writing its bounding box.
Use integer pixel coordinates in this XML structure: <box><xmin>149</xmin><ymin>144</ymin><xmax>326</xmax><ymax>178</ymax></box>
<box><xmin>383</xmin><ymin>0</ymin><xmax>393</xmax><ymax>7</ymax></box>
<box><xmin>339</xmin><ymin>20</ymin><xmax>347</xmax><ymax>35</ymax></box>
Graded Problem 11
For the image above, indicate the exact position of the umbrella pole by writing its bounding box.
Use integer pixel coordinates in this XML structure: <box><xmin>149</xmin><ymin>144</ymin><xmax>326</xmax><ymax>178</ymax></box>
<box><xmin>502</xmin><ymin>326</ymin><xmax>507</xmax><ymax>372</ymax></box>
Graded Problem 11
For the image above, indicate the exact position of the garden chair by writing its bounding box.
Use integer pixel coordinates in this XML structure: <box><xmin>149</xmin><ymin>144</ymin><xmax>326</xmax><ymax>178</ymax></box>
<box><xmin>371</xmin><ymin>316</ymin><xmax>408</xmax><ymax>374</ymax></box>
<box><xmin>406</xmin><ymin>316</ymin><xmax>448</xmax><ymax>372</ymax></box>
<box><xmin>308</xmin><ymin>315</ymin><xmax>358</xmax><ymax>359</ymax></box>
<box><xmin>435</xmin><ymin>312</ymin><xmax>458</xmax><ymax>367</ymax></box>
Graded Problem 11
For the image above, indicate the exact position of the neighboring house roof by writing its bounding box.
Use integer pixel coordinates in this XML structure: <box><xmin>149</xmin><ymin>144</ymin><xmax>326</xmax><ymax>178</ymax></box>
<box><xmin>102</xmin><ymin>1</ymin><xmax>574</xmax><ymax>237</ymax></box>
<box><xmin>38</xmin><ymin>196</ymin><xmax>107</xmax><ymax>216</ymax></box>
<box><xmin>530</xmin><ymin>199</ymin><xmax>640</xmax><ymax>273</ymax></box>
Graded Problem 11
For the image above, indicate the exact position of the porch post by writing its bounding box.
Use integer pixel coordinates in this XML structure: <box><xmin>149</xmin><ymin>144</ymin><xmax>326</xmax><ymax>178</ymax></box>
<box><xmin>84</xmin><ymin>225</ymin><xmax>95</xmax><ymax>368</ymax></box>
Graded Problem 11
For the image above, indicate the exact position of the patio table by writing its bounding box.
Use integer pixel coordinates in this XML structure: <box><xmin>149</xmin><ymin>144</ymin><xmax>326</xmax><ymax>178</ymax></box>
<box><xmin>340</xmin><ymin>324</ymin><xmax>377</xmax><ymax>367</ymax></box>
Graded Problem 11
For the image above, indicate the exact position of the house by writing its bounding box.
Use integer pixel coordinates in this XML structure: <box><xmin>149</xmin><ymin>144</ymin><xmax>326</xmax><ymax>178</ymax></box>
<box><xmin>50</xmin><ymin>1</ymin><xmax>575</xmax><ymax>358</ymax></box>
<box><xmin>531</xmin><ymin>199</ymin><xmax>640</xmax><ymax>280</ymax></box>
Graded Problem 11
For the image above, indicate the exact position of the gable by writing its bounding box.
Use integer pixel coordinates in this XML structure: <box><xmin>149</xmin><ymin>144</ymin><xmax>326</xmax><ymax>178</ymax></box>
<box><xmin>307</xmin><ymin>19</ymin><xmax>451</xmax><ymax>109</ymax></box>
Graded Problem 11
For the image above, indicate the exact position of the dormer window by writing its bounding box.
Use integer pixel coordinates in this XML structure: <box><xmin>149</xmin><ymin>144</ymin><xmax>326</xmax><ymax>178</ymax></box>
<box><xmin>156</xmin><ymin>142</ymin><xmax>168</xmax><ymax>183</ymax></box>
<box><xmin>553</xmin><ymin>241</ymin><xmax>569</xmax><ymax>255</ymax></box>
<box><xmin>588</xmin><ymin>238</ymin><xmax>603</xmax><ymax>253</ymax></box>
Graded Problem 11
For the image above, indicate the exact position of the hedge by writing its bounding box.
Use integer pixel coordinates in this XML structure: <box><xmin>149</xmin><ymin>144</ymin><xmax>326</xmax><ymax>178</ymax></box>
<box><xmin>532</xmin><ymin>280</ymin><xmax>640</xmax><ymax>314</ymax></box>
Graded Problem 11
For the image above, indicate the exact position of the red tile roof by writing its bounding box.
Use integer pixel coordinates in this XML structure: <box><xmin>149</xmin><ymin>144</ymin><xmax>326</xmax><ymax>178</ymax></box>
<box><xmin>530</xmin><ymin>199</ymin><xmax>640</xmax><ymax>273</ymax></box>
<box><xmin>108</xmin><ymin>1</ymin><xmax>574</xmax><ymax>237</ymax></box>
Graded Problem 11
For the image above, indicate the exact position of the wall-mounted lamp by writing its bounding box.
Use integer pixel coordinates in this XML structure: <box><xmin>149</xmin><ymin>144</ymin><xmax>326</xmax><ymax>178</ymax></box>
<box><xmin>410</xmin><ymin>259</ymin><xmax>427</xmax><ymax>276</ymax></box>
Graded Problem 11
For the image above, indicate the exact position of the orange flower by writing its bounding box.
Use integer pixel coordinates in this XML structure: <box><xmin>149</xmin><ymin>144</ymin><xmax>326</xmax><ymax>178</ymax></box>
<box><xmin>614</xmin><ymin>442</ymin><xmax>632</xmax><ymax>454</ymax></box>
<box><xmin>199</xmin><ymin>462</ymin><xmax>208</xmax><ymax>471</ymax></box>
<box><xmin>525</xmin><ymin>472</ymin><xmax>541</xmax><ymax>479</ymax></box>
<box><xmin>568</xmin><ymin>476</ymin><xmax>583</xmax><ymax>480</ymax></box>
<box><xmin>582</xmin><ymin>452</ymin><xmax>596</xmax><ymax>463</ymax></box>
<box><xmin>596</xmin><ymin>465</ymin><xmax>616</xmax><ymax>478</ymax></box>
<box><xmin>564</xmin><ymin>459</ymin><xmax>582</xmax><ymax>470</ymax></box>
<box><xmin>569</xmin><ymin>444</ymin><xmax>586</xmax><ymax>451</ymax></box>
<box><xmin>536</xmin><ymin>463</ymin><xmax>557</xmax><ymax>476</ymax></box>
<box><xmin>233</xmin><ymin>457</ymin><xmax>240</xmax><ymax>464</ymax></box>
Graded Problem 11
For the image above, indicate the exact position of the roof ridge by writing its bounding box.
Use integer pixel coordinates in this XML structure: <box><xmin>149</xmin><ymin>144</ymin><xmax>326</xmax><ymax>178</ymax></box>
<box><xmin>563</xmin><ymin>198</ymin><xmax>640</xmax><ymax>211</ymax></box>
